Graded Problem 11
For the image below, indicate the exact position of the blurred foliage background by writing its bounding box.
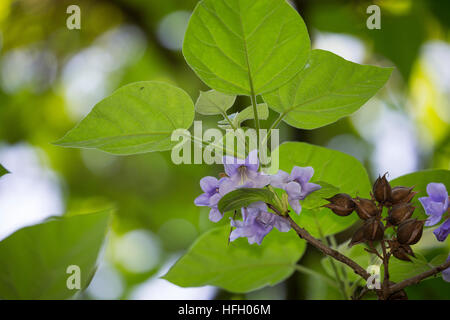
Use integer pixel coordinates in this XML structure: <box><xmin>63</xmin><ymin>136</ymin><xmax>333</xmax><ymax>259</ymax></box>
<box><xmin>0</xmin><ymin>0</ymin><xmax>449</xmax><ymax>299</ymax></box>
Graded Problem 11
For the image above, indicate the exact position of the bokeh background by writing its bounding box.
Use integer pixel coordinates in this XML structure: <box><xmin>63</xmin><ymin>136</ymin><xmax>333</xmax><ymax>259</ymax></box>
<box><xmin>0</xmin><ymin>0</ymin><xmax>449</xmax><ymax>299</ymax></box>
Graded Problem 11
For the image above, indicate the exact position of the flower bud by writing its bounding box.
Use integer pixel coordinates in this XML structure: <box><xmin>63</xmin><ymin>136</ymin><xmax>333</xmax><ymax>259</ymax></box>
<box><xmin>324</xmin><ymin>193</ymin><xmax>355</xmax><ymax>216</ymax></box>
<box><xmin>363</xmin><ymin>218</ymin><xmax>385</xmax><ymax>241</ymax></box>
<box><xmin>397</xmin><ymin>219</ymin><xmax>425</xmax><ymax>245</ymax></box>
<box><xmin>390</xmin><ymin>186</ymin><xmax>417</xmax><ymax>205</ymax></box>
<box><xmin>373</xmin><ymin>173</ymin><xmax>392</xmax><ymax>203</ymax></box>
<box><xmin>387</xmin><ymin>203</ymin><xmax>415</xmax><ymax>226</ymax></box>
<box><xmin>353</xmin><ymin>197</ymin><xmax>379</xmax><ymax>220</ymax></box>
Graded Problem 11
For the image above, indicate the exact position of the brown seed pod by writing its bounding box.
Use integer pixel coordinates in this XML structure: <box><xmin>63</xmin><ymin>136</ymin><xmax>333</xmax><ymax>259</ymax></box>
<box><xmin>388</xmin><ymin>240</ymin><xmax>415</xmax><ymax>262</ymax></box>
<box><xmin>397</xmin><ymin>219</ymin><xmax>425</xmax><ymax>245</ymax></box>
<box><xmin>373</xmin><ymin>173</ymin><xmax>392</xmax><ymax>203</ymax></box>
<box><xmin>349</xmin><ymin>224</ymin><xmax>367</xmax><ymax>247</ymax></box>
<box><xmin>324</xmin><ymin>193</ymin><xmax>355</xmax><ymax>216</ymax></box>
<box><xmin>390</xmin><ymin>186</ymin><xmax>417</xmax><ymax>205</ymax></box>
<box><xmin>363</xmin><ymin>218</ymin><xmax>385</xmax><ymax>242</ymax></box>
<box><xmin>353</xmin><ymin>197</ymin><xmax>379</xmax><ymax>220</ymax></box>
<box><xmin>387</xmin><ymin>203</ymin><xmax>415</xmax><ymax>226</ymax></box>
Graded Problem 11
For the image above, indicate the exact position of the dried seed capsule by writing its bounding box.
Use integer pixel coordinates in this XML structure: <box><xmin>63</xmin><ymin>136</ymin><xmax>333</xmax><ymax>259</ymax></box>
<box><xmin>397</xmin><ymin>219</ymin><xmax>425</xmax><ymax>245</ymax></box>
<box><xmin>391</xmin><ymin>186</ymin><xmax>417</xmax><ymax>205</ymax></box>
<box><xmin>324</xmin><ymin>193</ymin><xmax>355</xmax><ymax>216</ymax></box>
<box><xmin>373</xmin><ymin>173</ymin><xmax>392</xmax><ymax>203</ymax></box>
<box><xmin>387</xmin><ymin>203</ymin><xmax>415</xmax><ymax>226</ymax></box>
<box><xmin>353</xmin><ymin>197</ymin><xmax>379</xmax><ymax>220</ymax></box>
<box><xmin>349</xmin><ymin>224</ymin><xmax>367</xmax><ymax>247</ymax></box>
<box><xmin>388</xmin><ymin>240</ymin><xmax>415</xmax><ymax>262</ymax></box>
<box><xmin>363</xmin><ymin>218</ymin><xmax>385</xmax><ymax>241</ymax></box>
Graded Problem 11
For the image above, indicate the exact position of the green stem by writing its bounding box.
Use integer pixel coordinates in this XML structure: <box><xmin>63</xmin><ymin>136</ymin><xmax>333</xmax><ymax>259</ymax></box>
<box><xmin>222</xmin><ymin>112</ymin><xmax>237</xmax><ymax>130</ymax></box>
<box><xmin>250</xmin><ymin>92</ymin><xmax>260</xmax><ymax>146</ymax></box>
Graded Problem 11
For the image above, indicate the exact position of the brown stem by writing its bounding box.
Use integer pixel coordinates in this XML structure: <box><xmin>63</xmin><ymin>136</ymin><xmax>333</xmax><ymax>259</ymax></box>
<box><xmin>286</xmin><ymin>215</ymin><xmax>370</xmax><ymax>280</ymax></box>
<box><xmin>380</xmin><ymin>240</ymin><xmax>391</xmax><ymax>299</ymax></box>
<box><xmin>389</xmin><ymin>260</ymin><xmax>450</xmax><ymax>293</ymax></box>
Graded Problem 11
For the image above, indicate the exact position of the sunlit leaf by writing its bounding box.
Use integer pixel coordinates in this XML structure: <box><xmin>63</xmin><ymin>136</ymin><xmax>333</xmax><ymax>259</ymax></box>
<box><xmin>195</xmin><ymin>89</ymin><xmax>236</xmax><ymax>115</ymax></box>
<box><xmin>0</xmin><ymin>209</ymin><xmax>111</xmax><ymax>299</ymax></box>
<box><xmin>183</xmin><ymin>0</ymin><xmax>310</xmax><ymax>95</ymax></box>
<box><xmin>275</xmin><ymin>142</ymin><xmax>371</xmax><ymax>236</ymax></box>
<box><xmin>54</xmin><ymin>81</ymin><xmax>195</xmax><ymax>155</ymax></box>
<box><xmin>234</xmin><ymin>104</ymin><xmax>269</xmax><ymax>127</ymax></box>
<box><xmin>263</xmin><ymin>49</ymin><xmax>392</xmax><ymax>129</ymax></box>
<box><xmin>163</xmin><ymin>226</ymin><xmax>306</xmax><ymax>293</ymax></box>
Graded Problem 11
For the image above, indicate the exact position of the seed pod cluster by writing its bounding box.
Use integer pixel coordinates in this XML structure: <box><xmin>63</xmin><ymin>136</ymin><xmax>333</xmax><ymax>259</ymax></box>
<box><xmin>323</xmin><ymin>173</ymin><xmax>422</xmax><ymax>258</ymax></box>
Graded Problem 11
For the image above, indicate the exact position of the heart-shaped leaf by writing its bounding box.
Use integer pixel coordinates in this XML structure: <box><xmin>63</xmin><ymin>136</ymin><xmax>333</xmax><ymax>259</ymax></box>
<box><xmin>263</xmin><ymin>49</ymin><xmax>393</xmax><ymax>129</ymax></box>
<box><xmin>183</xmin><ymin>0</ymin><xmax>310</xmax><ymax>95</ymax></box>
<box><xmin>195</xmin><ymin>89</ymin><xmax>236</xmax><ymax>115</ymax></box>
<box><xmin>54</xmin><ymin>81</ymin><xmax>195</xmax><ymax>155</ymax></box>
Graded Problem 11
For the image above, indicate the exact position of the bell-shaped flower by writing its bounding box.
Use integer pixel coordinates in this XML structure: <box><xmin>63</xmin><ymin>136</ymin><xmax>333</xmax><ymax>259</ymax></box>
<box><xmin>194</xmin><ymin>176</ymin><xmax>228</xmax><ymax>222</ymax></box>
<box><xmin>229</xmin><ymin>202</ymin><xmax>290</xmax><ymax>245</ymax></box>
<box><xmin>271</xmin><ymin>166</ymin><xmax>321</xmax><ymax>214</ymax></box>
<box><xmin>220</xmin><ymin>149</ymin><xmax>270</xmax><ymax>193</ymax></box>
<box><xmin>419</xmin><ymin>183</ymin><xmax>449</xmax><ymax>227</ymax></box>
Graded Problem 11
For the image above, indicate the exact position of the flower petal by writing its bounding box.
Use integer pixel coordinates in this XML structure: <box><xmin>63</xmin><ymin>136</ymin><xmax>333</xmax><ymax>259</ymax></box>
<box><xmin>209</xmin><ymin>208</ymin><xmax>223</xmax><ymax>222</ymax></box>
<box><xmin>244</xmin><ymin>149</ymin><xmax>259</xmax><ymax>172</ymax></box>
<box><xmin>194</xmin><ymin>193</ymin><xmax>210</xmax><ymax>206</ymax></box>
<box><xmin>270</xmin><ymin>170</ymin><xmax>290</xmax><ymax>189</ymax></box>
<box><xmin>222</xmin><ymin>155</ymin><xmax>243</xmax><ymax>177</ymax></box>
<box><xmin>433</xmin><ymin>218</ymin><xmax>450</xmax><ymax>242</ymax></box>
<box><xmin>300</xmin><ymin>182</ymin><xmax>322</xmax><ymax>200</ymax></box>
<box><xmin>426</xmin><ymin>183</ymin><xmax>448</xmax><ymax>202</ymax></box>
<box><xmin>291</xmin><ymin>166</ymin><xmax>314</xmax><ymax>185</ymax></box>
<box><xmin>274</xmin><ymin>216</ymin><xmax>291</xmax><ymax>232</ymax></box>
<box><xmin>286</xmin><ymin>181</ymin><xmax>302</xmax><ymax>199</ymax></box>
<box><xmin>199</xmin><ymin>176</ymin><xmax>219</xmax><ymax>194</ymax></box>
<box><xmin>289</xmin><ymin>198</ymin><xmax>302</xmax><ymax>214</ymax></box>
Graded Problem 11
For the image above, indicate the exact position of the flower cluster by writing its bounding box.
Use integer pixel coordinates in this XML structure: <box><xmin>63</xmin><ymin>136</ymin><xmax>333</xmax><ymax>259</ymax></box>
<box><xmin>194</xmin><ymin>150</ymin><xmax>321</xmax><ymax>245</ymax></box>
<box><xmin>419</xmin><ymin>182</ymin><xmax>450</xmax><ymax>282</ymax></box>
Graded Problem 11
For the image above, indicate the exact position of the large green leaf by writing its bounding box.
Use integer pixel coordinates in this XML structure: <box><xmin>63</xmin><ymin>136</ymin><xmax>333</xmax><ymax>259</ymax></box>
<box><xmin>54</xmin><ymin>81</ymin><xmax>195</xmax><ymax>155</ymax></box>
<box><xmin>262</xmin><ymin>49</ymin><xmax>393</xmax><ymax>129</ymax></box>
<box><xmin>275</xmin><ymin>142</ymin><xmax>371</xmax><ymax>237</ymax></box>
<box><xmin>390</xmin><ymin>169</ymin><xmax>450</xmax><ymax>220</ymax></box>
<box><xmin>183</xmin><ymin>0</ymin><xmax>310</xmax><ymax>95</ymax></box>
<box><xmin>0</xmin><ymin>164</ymin><xmax>9</xmax><ymax>178</ymax></box>
<box><xmin>163</xmin><ymin>226</ymin><xmax>306</xmax><ymax>293</ymax></box>
<box><xmin>218</xmin><ymin>188</ymin><xmax>279</xmax><ymax>213</ymax></box>
<box><xmin>0</xmin><ymin>210</ymin><xmax>111</xmax><ymax>299</ymax></box>
<box><xmin>195</xmin><ymin>89</ymin><xmax>236</xmax><ymax>115</ymax></box>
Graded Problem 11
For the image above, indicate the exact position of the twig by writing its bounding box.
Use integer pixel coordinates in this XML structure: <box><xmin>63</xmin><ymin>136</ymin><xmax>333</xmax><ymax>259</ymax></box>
<box><xmin>389</xmin><ymin>260</ymin><xmax>450</xmax><ymax>293</ymax></box>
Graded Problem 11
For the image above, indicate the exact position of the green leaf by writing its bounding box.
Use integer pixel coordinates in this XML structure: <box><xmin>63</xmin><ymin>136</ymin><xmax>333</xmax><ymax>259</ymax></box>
<box><xmin>218</xmin><ymin>188</ymin><xmax>278</xmax><ymax>213</ymax></box>
<box><xmin>262</xmin><ymin>49</ymin><xmax>393</xmax><ymax>129</ymax></box>
<box><xmin>163</xmin><ymin>226</ymin><xmax>306</xmax><ymax>293</ymax></box>
<box><xmin>385</xmin><ymin>252</ymin><xmax>436</xmax><ymax>283</ymax></box>
<box><xmin>234</xmin><ymin>103</ymin><xmax>269</xmax><ymax>126</ymax></box>
<box><xmin>0</xmin><ymin>164</ymin><xmax>9</xmax><ymax>178</ymax></box>
<box><xmin>195</xmin><ymin>89</ymin><xmax>236</xmax><ymax>115</ymax></box>
<box><xmin>275</xmin><ymin>142</ymin><xmax>371</xmax><ymax>237</ymax></box>
<box><xmin>0</xmin><ymin>209</ymin><xmax>111</xmax><ymax>299</ymax></box>
<box><xmin>54</xmin><ymin>81</ymin><xmax>195</xmax><ymax>155</ymax></box>
<box><xmin>183</xmin><ymin>0</ymin><xmax>311</xmax><ymax>95</ymax></box>
<box><xmin>389</xmin><ymin>169</ymin><xmax>450</xmax><ymax>220</ymax></box>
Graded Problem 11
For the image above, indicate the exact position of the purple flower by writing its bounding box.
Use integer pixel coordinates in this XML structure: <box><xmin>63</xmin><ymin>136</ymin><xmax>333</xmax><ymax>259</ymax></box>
<box><xmin>443</xmin><ymin>255</ymin><xmax>450</xmax><ymax>283</ymax></box>
<box><xmin>194</xmin><ymin>176</ymin><xmax>227</xmax><ymax>222</ymax></box>
<box><xmin>220</xmin><ymin>149</ymin><xmax>270</xmax><ymax>192</ymax></box>
<box><xmin>271</xmin><ymin>166</ymin><xmax>321</xmax><ymax>214</ymax></box>
<box><xmin>229</xmin><ymin>202</ymin><xmax>290</xmax><ymax>245</ymax></box>
<box><xmin>419</xmin><ymin>183</ymin><xmax>449</xmax><ymax>227</ymax></box>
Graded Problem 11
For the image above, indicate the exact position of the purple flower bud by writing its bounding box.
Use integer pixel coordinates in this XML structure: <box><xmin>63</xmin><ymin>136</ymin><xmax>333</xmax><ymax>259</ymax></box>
<box><xmin>194</xmin><ymin>176</ymin><xmax>228</xmax><ymax>222</ymax></box>
<box><xmin>433</xmin><ymin>218</ymin><xmax>450</xmax><ymax>242</ymax></box>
